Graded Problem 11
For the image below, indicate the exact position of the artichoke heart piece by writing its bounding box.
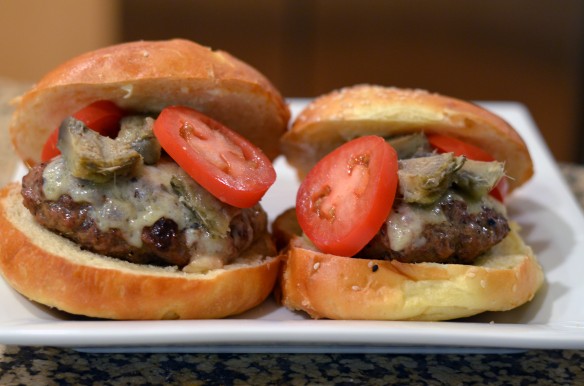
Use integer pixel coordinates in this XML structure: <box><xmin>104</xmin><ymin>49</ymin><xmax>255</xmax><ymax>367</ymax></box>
<box><xmin>58</xmin><ymin>117</ymin><xmax>142</xmax><ymax>183</ymax></box>
<box><xmin>398</xmin><ymin>153</ymin><xmax>465</xmax><ymax>204</ymax></box>
<box><xmin>170</xmin><ymin>174</ymin><xmax>235</xmax><ymax>238</ymax></box>
<box><xmin>454</xmin><ymin>159</ymin><xmax>506</xmax><ymax>198</ymax></box>
<box><xmin>117</xmin><ymin>115</ymin><xmax>161</xmax><ymax>165</ymax></box>
<box><xmin>386</xmin><ymin>133</ymin><xmax>432</xmax><ymax>159</ymax></box>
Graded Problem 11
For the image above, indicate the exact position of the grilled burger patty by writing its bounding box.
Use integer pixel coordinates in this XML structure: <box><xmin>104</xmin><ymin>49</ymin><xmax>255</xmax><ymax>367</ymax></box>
<box><xmin>21</xmin><ymin>159</ymin><xmax>267</xmax><ymax>270</ymax></box>
<box><xmin>358</xmin><ymin>193</ymin><xmax>510</xmax><ymax>264</ymax></box>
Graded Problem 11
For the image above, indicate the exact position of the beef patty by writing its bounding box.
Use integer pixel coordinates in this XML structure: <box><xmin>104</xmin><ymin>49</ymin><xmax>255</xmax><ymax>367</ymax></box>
<box><xmin>21</xmin><ymin>162</ymin><xmax>266</xmax><ymax>268</ymax></box>
<box><xmin>357</xmin><ymin>194</ymin><xmax>510</xmax><ymax>264</ymax></box>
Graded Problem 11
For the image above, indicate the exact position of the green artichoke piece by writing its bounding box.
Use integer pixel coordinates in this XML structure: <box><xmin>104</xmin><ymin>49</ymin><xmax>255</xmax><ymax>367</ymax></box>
<box><xmin>116</xmin><ymin>115</ymin><xmax>161</xmax><ymax>165</ymax></box>
<box><xmin>58</xmin><ymin>117</ymin><xmax>142</xmax><ymax>183</ymax></box>
<box><xmin>454</xmin><ymin>159</ymin><xmax>506</xmax><ymax>198</ymax></box>
<box><xmin>398</xmin><ymin>153</ymin><xmax>465</xmax><ymax>204</ymax></box>
<box><xmin>170</xmin><ymin>174</ymin><xmax>235</xmax><ymax>238</ymax></box>
<box><xmin>386</xmin><ymin>133</ymin><xmax>431</xmax><ymax>159</ymax></box>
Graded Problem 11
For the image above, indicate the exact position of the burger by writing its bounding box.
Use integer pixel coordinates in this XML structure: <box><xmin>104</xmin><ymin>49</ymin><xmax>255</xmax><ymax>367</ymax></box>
<box><xmin>274</xmin><ymin>84</ymin><xmax>544</xmax><ymax>321</ymax></box>
<box><xmin>0</xmin><ymin>39</ymin><xmax>290</xmax><ymax>320</ymax></box>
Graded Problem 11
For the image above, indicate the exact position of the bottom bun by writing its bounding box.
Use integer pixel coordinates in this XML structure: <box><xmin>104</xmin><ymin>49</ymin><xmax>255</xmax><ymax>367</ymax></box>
<box><xmin>0</xmin><ymin>183</ymin><xmax>281</xmax><ymax>320</ymax></box>
<box><xmin>276</xmin><ymin>210</ymin><xmax>544</xmax><ymax>321</ymax></box>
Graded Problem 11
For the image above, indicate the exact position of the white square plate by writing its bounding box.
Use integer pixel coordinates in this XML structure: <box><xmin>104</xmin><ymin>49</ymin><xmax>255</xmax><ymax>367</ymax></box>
<box><xmin>1</xmin><ymin>100</ymin><xmax>583</xmax><ymax>353</ymax></box>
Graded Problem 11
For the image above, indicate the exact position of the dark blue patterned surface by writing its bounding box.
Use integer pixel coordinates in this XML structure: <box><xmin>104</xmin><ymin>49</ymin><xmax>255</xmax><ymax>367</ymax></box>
<box><xmin>1</xmin><ymin>346</ymin><xmax>583</xmax><ymax>385</ymax></box>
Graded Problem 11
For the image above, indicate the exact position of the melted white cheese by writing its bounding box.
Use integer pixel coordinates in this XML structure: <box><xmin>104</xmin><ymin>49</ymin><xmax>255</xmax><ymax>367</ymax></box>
<box><xmin>385</xmin><ymin>191</ymin><xmax>506</xmax><ymax>252</ymax></box>
<box><xmin>43</xmin><ymin>158</ymin><xmax>200</xmax><ymax>248</ymax></box>
<box><xmin>387</xmin><ymin>200</ymin><xmax>446</xmax><ymax>251</ymax></box>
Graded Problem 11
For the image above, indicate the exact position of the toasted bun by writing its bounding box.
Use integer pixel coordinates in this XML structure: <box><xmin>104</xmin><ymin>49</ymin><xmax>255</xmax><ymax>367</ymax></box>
<box><xmin>274</xmin><ymin>209</ymin><xmax>543</xmax><ymax>321</ymax></box>
<box><xmin>0</xmin><ymin>183</ymin><xmax>281</xmax><ymax>320</ymax></box>
<box><xmin>10</xmin><ymin>39</ymin><xmax>290</xmax><ymax>165</ymax></box>
<box><xmin>282</xmin><ymin>84</ymin><xmax>532</xmax><ymax>192</ymax></box>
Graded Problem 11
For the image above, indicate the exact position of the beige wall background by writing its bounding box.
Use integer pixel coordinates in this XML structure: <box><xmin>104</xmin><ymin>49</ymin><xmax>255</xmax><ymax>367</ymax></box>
<box><xmin>1</xmin><ymin>0</ymin><xmax>582</xmax><ymax>164</ymax></box>
<box><xmin>0</xmin><ymin>0</ymin><xmax>120</xmax><ymax>83</ymax></box>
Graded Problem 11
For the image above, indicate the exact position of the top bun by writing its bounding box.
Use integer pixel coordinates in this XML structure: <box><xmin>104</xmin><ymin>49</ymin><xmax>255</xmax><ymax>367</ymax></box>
<box><xmin>282</xmin><ymin>85</ymin><xmax>533</xmax><ymax>192</ymax></box>
<box><xmin>10</xmin><ymin>39</ymin><xmax>290</xmax><ymax>165</ymax></box>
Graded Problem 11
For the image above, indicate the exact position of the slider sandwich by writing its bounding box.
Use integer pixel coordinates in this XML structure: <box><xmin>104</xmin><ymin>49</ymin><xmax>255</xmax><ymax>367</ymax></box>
<box><xmin>274</xmin><ymin>84</ymin><xmax>544</xmax><ymax>321</ymax></box>
<box><xmin>0</xmin><ymin>39</ymin><xmax>290</xmax><ymax>320</ymax></box>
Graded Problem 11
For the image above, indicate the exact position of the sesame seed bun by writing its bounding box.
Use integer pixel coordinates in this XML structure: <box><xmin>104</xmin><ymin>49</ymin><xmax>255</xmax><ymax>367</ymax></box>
<box><xmin>274</xmin><ymin>208</ymin><xmax>543</xmax><ymax>321</ymax></box>
<box><xmin>0</xmin><ymin>183</ymin><xmax>281</xmax><ymax>319</ymax></box>
<box><xmin>10</xmin><ymin>39</ymin><xmax>290</xmax><ymax>166</ymax></box>
<box><xmin>282</xmin><ymin>84</ymin><xmax>532</xmax><ymax>192</ymax></box>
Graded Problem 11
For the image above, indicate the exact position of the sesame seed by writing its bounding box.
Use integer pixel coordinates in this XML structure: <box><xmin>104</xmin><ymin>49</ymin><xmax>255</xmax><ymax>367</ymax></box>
<box><xmin>313</xmin><ymin>262</ymin><xmax>320</xmax><ymax>270</ymax></box>
<box><xmin>480</xmin><ymin>280</ymin><xmax>487</xmax><ymax>288</ymax></box>
<box><xmin>351</xmin><ymin>285</ymin><xmax>361</xmax><ymax>291</ymax></box>
<box><xmin>372</xmin><ymin>264</ymin><xmax>379</xmax><ymax>273</ymax></box>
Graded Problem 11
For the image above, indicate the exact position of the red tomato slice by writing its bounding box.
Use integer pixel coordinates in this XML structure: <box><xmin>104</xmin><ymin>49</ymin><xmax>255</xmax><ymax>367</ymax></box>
<box><xmin>41</xmin><ymin>100</ymin><xmax>124</xmax><ymax>162</ymax></box>
<box><xmin>296</xmin><ymin>136</ymin><xmax>398</xmax><ymax>256</ymax></box>
<box><xmin>153</xmin><ymin>106</ymin><xmax>276</xmax><ymax>208</ymax></box>
<box><xmin>427</xmin><ymin>133</ymin><xmax>494</xmax><ymax>162</ymax></box>
<box><xmin>490</xmin><ymin>177</ymin><xmax>508</xmax><ymax>202</ymax></box>
<box><xmin>40</xmin><ymin>129</ymin><xmax>60</xmax><ymax>162</ymax></box>
<box><xmin>427</xmin><ymin>133</ymin><xmax>507</xmax><ymax>202</ymax></box>
<box><xmin>70</xmin><ymin>100</ymin><xmax>124</xmax><ymax>138</ymax></box>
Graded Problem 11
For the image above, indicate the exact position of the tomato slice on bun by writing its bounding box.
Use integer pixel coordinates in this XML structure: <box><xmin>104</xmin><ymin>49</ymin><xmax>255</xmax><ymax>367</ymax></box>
<box><xmin>153</xmin><ymin>106</ymin><xmax>276</xmax><ymax>208</ymax></box>
<box><xmin>41</xmin><ymin>100</ymin><xmax>124</xmax><ymax>162</ymax></box>
<box><xmin>296</xmin><ymin>135</ymin><xmax>399</xmax><ymax>256</ymax></box>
